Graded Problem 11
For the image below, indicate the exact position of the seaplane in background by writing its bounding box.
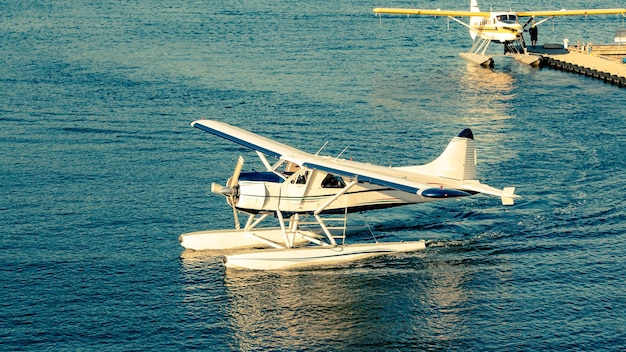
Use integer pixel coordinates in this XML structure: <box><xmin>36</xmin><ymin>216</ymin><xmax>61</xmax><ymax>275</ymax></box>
<box><xmin>374</xmin><ymin>0</ymin><xmax>626</xmax><ymax>67</ymax></box>
<box><xmin>179</xmin><ymin>119</ymin><xmax>519</xmax><ymax>270</ymax></box>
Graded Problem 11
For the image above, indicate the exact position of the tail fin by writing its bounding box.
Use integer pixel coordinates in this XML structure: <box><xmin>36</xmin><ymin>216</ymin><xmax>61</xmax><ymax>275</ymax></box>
<box><xmin>398</xmin><ymin>129</ymin><xmax>477</xmax><ymax>181</ymax></box>
<box><xmin>471</xmin><ymin>0</ymin><xmax>479</xmax><ymax>12</ymax></box>
<box><xmin>469</xmin><ymin>0</ymin><xmax>481</xmax><ymax>40</ymax></box>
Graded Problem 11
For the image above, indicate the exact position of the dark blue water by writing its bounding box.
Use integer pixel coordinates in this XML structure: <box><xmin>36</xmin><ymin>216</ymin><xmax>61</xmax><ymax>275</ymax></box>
<box><xmin>1</xmin><ymin>0</ymin><xmax>625</xmax><ymax>350</ymax></box>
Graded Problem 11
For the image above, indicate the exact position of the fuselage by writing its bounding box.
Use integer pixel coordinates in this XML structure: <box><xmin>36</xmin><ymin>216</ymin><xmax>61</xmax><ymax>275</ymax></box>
<box><xmin>471</xmin><ymin>12</ymin><xmax>523</xmax><ymax>42</ymax></box>
<box><xmin>231</xmin><ymin>168</ymin><xmax>470</xmax><ymax>215</ymax></box>
<box><xmin>233</xmin><ymin>170</ymin><xmax>422</xmax><ymax>215</ymax></box>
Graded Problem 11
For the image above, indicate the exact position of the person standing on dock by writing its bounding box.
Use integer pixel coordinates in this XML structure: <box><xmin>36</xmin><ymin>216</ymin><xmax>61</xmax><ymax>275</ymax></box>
<box><xmin>529</xmin><ymin>21</ymin><xmax>538</xmax><ymax>48</ymax></box>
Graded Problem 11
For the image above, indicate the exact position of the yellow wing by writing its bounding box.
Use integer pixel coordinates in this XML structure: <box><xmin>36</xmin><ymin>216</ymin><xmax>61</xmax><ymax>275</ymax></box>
<box><xmin>373</xmin><ymin>7</ymin><xmax>626</xmax><ymax>18</ymax></box>
<box><xmin>373</xmin><ymin>8</ymin><xmax>491</xmax><ymax>17</ymax></box>
<box><xmin>518</xmin><ymin>9</ymin><xmax>626</xmax><ymax>17</ymax></box>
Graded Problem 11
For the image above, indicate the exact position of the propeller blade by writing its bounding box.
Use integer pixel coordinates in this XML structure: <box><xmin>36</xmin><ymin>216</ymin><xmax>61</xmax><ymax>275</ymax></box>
<box><xmin>227</xmin><ymin>156</ymin><xmax>244</xmax><ymax>189</ymax></box>
<box><xmin>522</xmin><ymin>16</ymin><xmax>534</xmax><ymax>30</ymax></box>
<box><xmin>232</xmin><ymin>207</ymin><xmax>240</xmax><ymax>230</ymax></box>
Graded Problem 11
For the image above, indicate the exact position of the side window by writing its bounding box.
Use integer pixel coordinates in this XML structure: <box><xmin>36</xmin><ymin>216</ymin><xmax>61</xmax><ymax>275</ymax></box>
<box><xmin>296</xmin><ymin>171</ymin><xmax>308</xmax><ymax>184</ymax></box>
<box><xmin>321</xmin><ymin>174</ymin><xmax>346</xmax><ymax>188</ymax></box>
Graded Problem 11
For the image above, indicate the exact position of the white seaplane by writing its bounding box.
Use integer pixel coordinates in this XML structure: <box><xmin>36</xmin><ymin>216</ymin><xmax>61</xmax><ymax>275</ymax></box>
<box><xmin>374</xmin><ymin>0</ymin><xmax>626</xmax><ymax>67</ymax></box>
<box><xmin>179</xmin><ymin>119</ymin><xmax>519</xmax><ymax>270</ymax></box>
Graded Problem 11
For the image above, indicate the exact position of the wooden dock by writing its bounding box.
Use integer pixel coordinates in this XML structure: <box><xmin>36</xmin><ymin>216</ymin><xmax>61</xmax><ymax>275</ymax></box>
<box><xmin>533</xmin><ymin>45</ymin><xmax>626</xmax><ymax>88</ymax></box>
<box><xmin>588</xmin><ymin>44</ymin><xmax>626</xmax><ymax>63</ymax></box>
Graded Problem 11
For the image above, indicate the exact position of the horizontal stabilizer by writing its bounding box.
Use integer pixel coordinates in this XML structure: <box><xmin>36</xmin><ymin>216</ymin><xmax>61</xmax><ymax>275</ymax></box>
<box><xmin>501</xmin><ymin>187</ymin><xmax>516</xmax><ymax>206</ymax></box>
<box><xmin>461</xmin><ymin>182</ymin><xmax>520</xmax><ymax>205</ymax></box>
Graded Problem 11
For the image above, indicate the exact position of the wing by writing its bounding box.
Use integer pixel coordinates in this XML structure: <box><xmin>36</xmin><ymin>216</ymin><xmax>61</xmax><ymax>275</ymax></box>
<box><xmin>373</xmin><ymin>8</ymin><xmax>491</xmax><ymax>18</ymax></box>
<box><xmin>518</xmin><ymin>9</ymin><xmax>626</xmax><ymax>17</ymax></box>
<box><xmin>373</xmin><ymin>7</ymin><xmax>626</xmax><ymax>18</ymax></box>
<box><xmin>191</xmin><ymin>119</ymin><xmax>519</xmax><ymax>204</ymax></box>
<box><xmin>191</xmin><ymin>119</ymin><xmax>308</xmax><ymax>161</ymax></box>
<box><xmin>192</xmin><ymin>120</ymin><xmax>456</xmax><ymax>196</ymax></box>
<box><xmin>191</xmin><ymin>120</ymin><xmax>431</xmax><ymax>191</ymax></box>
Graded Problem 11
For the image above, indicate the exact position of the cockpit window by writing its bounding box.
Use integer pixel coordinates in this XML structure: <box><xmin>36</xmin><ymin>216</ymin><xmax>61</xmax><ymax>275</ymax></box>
<box><xmin>321</xmin><ymin>174</ymin><xmax>346</xmax><ymax>188</ymax></box>
<box><xmin>497</xmin><ymin>14</ymin><xmax>517</xmax><ymax>22</ymax></box>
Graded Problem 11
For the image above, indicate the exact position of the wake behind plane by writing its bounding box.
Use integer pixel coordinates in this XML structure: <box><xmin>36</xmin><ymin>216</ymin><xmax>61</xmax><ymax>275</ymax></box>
<box><xmin>180</xmin><ymin>119</ymin><xmax>519</xmax><ymax>270</ymax></box>
<box><xmin>374</xmin><ymin>0</ymin><xmax>626</xmax><ymax>67</ymax></box>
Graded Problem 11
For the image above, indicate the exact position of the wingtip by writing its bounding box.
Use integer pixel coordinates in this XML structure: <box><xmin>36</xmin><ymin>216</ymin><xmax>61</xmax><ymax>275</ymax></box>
<box><xmin>190</xmin><ymin>118</ymin><xmax>211</xmax><ymax>127</ymax></box>
<box><xmin>458</xmin><ymin>128</ymin><xmax>474</xmax><ymax>140</ymax></box>
<box><xmin>190</xmin><ymin>118</ymin><xmax>213</xmax><ymax>128</ymax></box>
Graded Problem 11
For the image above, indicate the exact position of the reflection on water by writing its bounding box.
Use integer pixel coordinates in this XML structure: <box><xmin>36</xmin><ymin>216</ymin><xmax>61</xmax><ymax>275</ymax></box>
<box><xmin>367</xmin><ymin>61</ymin><xmax>520</xmax><ymax>166</ymax></box>
<box><xmin>462</xmin><ymin>63</ymin><xmax>516</xmax><ymax>94</ymax></box>
<box><xmin>179</xmin><ymin>250</ymin><xmax>228</xmax><ymax>340</ymax></box>
<box><xmin>177</xmin><ymin>250</ymin><xmax>498</xmax><ymax>350</ymax></box>
<box><xmin>459</xmin><ymin>63</ymin><xmax>519</xmax><ymax>163</ymax></box>
<box><xmin>460</xmin><ymin>63</ymin><xmax>515</xmax><ymax>125</ymax></box>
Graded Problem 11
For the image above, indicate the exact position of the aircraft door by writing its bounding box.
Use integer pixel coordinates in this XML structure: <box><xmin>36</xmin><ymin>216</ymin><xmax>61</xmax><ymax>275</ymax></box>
<box><xmin>280</xmin><ymin>170</ymin><xmax>309</xmax><ymax>211</ymax></box>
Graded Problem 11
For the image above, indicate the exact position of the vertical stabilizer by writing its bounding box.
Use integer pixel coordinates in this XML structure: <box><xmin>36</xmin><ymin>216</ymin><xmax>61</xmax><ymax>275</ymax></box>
<box><xmin>469</xmin><ymin>0</ymin><xmax>481</xmax><ymax>40</ymax></box>
<box><xmin>397</xmin><ymin>129</ymin><xmax>477</xmax><ymax>181</ymax></box>
<box><xmin>471</xmin><ymin>0</ymin><xmax>479</xmax><ymax>12</ymax></box>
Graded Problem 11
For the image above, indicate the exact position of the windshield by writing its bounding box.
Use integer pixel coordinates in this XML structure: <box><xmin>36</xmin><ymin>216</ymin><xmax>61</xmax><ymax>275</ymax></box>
<box><xmin>496</xmin><ymin>14</ymin><xmax>518</xmax><ymax>23</ymax></box>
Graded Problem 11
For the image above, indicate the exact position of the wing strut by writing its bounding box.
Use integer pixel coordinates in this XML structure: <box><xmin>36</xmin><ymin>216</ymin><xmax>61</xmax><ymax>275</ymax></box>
<box><xmin>312</xmin><ymin>179</ymin><xmax>359</xmax><ymax>246</ymax></box>
<box><xmin>314</xmin><ymin>179</ymin><xmax>359</xmax><ymax>216</ymax></box>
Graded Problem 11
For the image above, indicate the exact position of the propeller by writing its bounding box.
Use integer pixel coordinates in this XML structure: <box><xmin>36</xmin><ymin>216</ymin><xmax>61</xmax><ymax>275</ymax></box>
<box><xmin>211</xmin><ymin>156</ymin><xmax>244</xmax><ymax>229</ymax></box>
<box><xmin>522</xmin><ymin>16</ymin><xmax>535</xmax><ymax>31</ymax></box>
<box><xmin>211</xmin><ymin>156</ymin><xmax>244</xmax><ymax>196</ymax></box>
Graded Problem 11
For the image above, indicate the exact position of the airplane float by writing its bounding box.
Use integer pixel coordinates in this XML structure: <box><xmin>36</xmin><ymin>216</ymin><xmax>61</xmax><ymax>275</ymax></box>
<box><xmin>179</xmin><ymin>119</ymin><xmax>520</xmax><ymax>270</ymax></box>
<box><xmin>374</xmin><ymin>0</ymin><xmax>626</xmax><ymax>67</ymax></box>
